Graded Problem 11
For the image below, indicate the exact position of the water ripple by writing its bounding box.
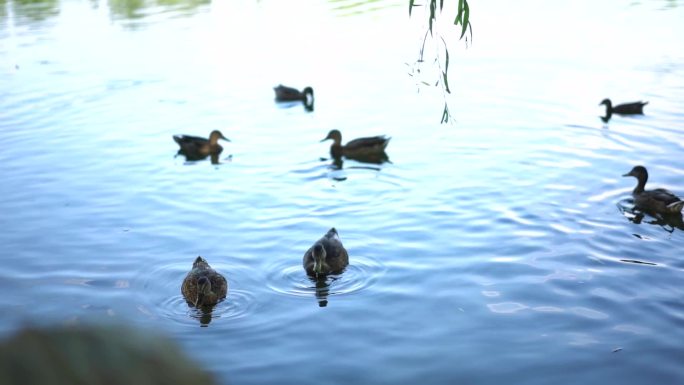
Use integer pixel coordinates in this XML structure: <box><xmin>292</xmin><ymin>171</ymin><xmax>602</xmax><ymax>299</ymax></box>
<box><xmin>264</xmin><ymin>256</ymin><xmax>385</xmax><ymax>303</ymax></box>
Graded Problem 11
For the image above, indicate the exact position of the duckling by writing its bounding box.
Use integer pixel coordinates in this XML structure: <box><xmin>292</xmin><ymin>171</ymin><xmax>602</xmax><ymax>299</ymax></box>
<box><xmin>600</xmin><ymin>98</ymin><xmax>648</xmax><ymax>122</ymax></box>
<box><xmin>181</xmin><ymin>256</ymin><xmax>228</xmax><ymax>307</ymax></box>
<box><xmin>273</xmin><ymin>84</ymin><xmax>314</xmax><ymax>110</ymax></box>
<box><xmin>623</xmin><ymin>165</ymin><xmax>684</xmax><ymax>215</ymax></box>
<box><xmin>173</xmin><ymin>130</ymin><xmax>230</xmax><ymax>158</ymax></box>
<box><xmin>303</xmin><ymin>228</ymin><xmax>349</xmax><ymax>277</ymax></box>
<box><xmin>321</xmin><ymin>129</ymin><xmax>390</xmax><ymax>161</ymax></box>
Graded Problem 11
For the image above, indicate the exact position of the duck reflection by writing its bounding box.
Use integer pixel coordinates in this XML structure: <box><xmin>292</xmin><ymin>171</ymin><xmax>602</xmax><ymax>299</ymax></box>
<box><xmin>311</xmin><ymin>276</ymin><xmax>331</xmax><ymax>307</ymax></box>
<box><xmin>619</xmin><ymin>202</ymin><xmax>684</xmax><ymax>233</ymax></box>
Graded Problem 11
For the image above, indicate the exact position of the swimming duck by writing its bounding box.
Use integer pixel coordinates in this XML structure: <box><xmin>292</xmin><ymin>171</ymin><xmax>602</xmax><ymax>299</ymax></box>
<box><xmin>623</xmin><ymin>165</ymin><xmax>684</xmax><ymax>215</ymax></box>
<box><xmin>273</xmin><ymin>84</ymin><xmax>314</xmax><ymax>110</ymax></box>
<box><xmin>600</xmin><ymin>98</ymin><xmax>648</xmax><ymax>122</ymax></box>
<box><xmin>321</xmin><ymin>129</ymin><xmax>390</xmax><ymax>160</ymax></box>
<box><xmin>173</xmin><ymin>130</ymin><xmax>230</xmax><ymax>158</ymax></box>
<box><xmin>303</xmin><ymin>228</ymin><xmax>349</xmax><ymax>277</ymax></box>
<box><xmin>181</xmin><ymin>256</ymin><xmax>228</xmax><ymax>307</ymax></box>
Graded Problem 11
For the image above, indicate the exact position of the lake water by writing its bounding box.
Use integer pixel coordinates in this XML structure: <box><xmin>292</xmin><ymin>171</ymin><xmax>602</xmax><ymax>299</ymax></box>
<box><xmin>1</xmin><ymin>0</ymin><xmax>684</xmax><ymax>384</ymax></box>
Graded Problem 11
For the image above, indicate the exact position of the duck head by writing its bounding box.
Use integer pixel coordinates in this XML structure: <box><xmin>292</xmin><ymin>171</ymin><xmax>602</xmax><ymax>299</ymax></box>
<box><xmin>208</xmin><ymin>130</ymin><xmax>230</xmax><ymax>146</ymax></box>
<box><xmin>192</xmin><ymin>256</ymin><xmax>211</xmax><ymax>269</ymax></box>
<box><xmin>623</xmin><ymin>165</ymin><xmax>648</xmax><ymax>194</ymax></box>
<box><xmin>303</xmin><ymin>87</ymin><xmax>314</xmax><ymax>111</ymax></box>
<box><xmin>622</xmin><ymin>165</ymin><xmax>648</xmax><ymax>180</ymax></box>
<box><xmin>312</xmin><ymin>243</ymin><xmax>327</xmax><ymax>276</ymax></box>
<box><xmin>321</xmin><ymin>129</ymin><xmax>342</xmax><ymax>145</ymax></box>
<box><xmin>599</xmin><ymin>98</ymin><xmax>612</xmax><ymax>109</ymax></box>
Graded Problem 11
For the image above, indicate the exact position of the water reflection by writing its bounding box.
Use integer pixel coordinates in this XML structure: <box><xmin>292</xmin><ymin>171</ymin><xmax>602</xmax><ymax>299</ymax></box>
<box><xmin>4</xmin><ymin>0</ymin><xmax>59</xmax><ymax>21</ymax></box>
<box><xmin>187</xmin><ymin>304</ymin><xmax>216</xmax><ymax>326</ymax></box>
<box><xmin>618</xmin><ymin>200</ymin><xmax>684</xmax><ymax>233</ymax></box>
<box><xmin>175</xmin><ymin>150</ymin><xmax>223</xmax><ymax>164</ymax></box>
<box><xmin>312</xmin><ymin>276</ymin><xmax>330</xmax><ymax>307</ymax></box>
<box><xmin>107</xmin><ymin>0</ymin><xmax>210</xmax><ymax>20</ymax></box>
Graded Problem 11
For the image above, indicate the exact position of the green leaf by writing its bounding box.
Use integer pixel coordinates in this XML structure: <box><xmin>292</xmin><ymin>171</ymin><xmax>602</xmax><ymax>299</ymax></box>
<box><xmin>441</xmin><ymin>104</ymin><xmax>449</xmax><ymax>123</ymax></box>
<box><xmin>440</xmin><ymin>0</ymin><xmax>444</xmax><ymax>11</ymax></box>
<box><xmin>455</xmin><ymin>0</ymin><xmax>464</xmax><ymax>24</ymax></box>
<box><xmin>460</xmin><ymin>1</ymin><xmax>470</xmax><ymax>39</ymax></box>
<box><xmin>409</xmin><ymin>0</ymin><xmax>415</xmax><ymax>16</ymax></box>
<box><xmin>442</xmin><ymin>71</ymin><xmax>450</xmax><ymax>94</ymax></box>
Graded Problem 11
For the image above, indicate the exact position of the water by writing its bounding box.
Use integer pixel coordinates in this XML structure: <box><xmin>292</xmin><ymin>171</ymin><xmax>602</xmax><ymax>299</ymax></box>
<box><xmin>1</xmin><ymin>0</ymin><xmax>684</xmax><ymax>383</ymax></box>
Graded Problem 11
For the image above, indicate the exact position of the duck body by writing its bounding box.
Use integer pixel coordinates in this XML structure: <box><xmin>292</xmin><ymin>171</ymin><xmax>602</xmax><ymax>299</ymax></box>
<box><xmin>173</xmin><ymin>130</ymin><xmax>230</xmax><ymax>158</ymax></box>
<box><xmin>274</xmin><ymin>84</ymin><xmax>314</xmax><ymax>110</ymax></box>
<box><xmin>181</xmin><ymin>256</ymin><xmax>228</xmax><ymax>307</ymax></box>
<box><xmin>321</xmin><ymin>129</ymin><xmax>390</xmax><ymax>161</ymax></box>
<box><xmin>600</xmin><ymin>98</ymin><xmax>648</xmax><ymax>121</ymax></box>
<box><xmin>623</xmin><ymin>165</ymin><xmax>684</xmax><ymax>215</ymax></box>
<box><xmin>303</xmin><ymin>228</ymin><xmax>349</xmax><ymax>276</ymax></box>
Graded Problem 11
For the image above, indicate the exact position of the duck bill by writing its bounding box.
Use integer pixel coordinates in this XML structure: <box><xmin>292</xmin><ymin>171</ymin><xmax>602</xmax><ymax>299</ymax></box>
<box><xmin>622</xmin><ymin>172</ymin><xmax>632</xmax><ymax>177</ymax></box>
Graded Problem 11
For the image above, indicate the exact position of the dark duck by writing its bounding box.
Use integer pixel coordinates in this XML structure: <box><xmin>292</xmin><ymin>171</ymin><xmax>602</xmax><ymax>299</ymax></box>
<box><xmin>173</xmin><ymin>130</ymin><xmax>230</xmax><ymax>160</ymax></box>
<box><xmin>273</xmin><ymin>84</ymin><xmax>314</xmax><ymax>111</ymax></box>
<box><xmin>320</xmin><ymin>129</ymin><xmax>390</xmax><ymax>163</ymax></box>
<box><xmin>600</xmin><ymin>98</ymin><xmax>648</xmax><ymax>122</ymax></box>
<box><xmin>181</xmin><ymin>256</ymin><xmax>228</xmax><ymax>307</ymax></box>
<box><xmin>623</xmin><ymin>165</ymin><xmax>684</xmax><ymax>215</ymax></box>
<box><xmin>303</xmin><ymin>228</ymin><xmax>349</xmax><ymax>277</ymax></box>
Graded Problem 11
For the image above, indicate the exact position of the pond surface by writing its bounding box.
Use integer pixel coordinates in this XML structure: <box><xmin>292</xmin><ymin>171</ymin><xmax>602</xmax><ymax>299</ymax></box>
<box><xmin>1</xmin><ymin>0</ymin><xmax>684</xmax><ymax>384</ymax></box>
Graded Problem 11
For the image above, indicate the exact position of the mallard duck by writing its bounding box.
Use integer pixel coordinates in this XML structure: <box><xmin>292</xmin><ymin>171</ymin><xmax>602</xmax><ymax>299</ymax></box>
<box><xmin>303</xmin><ymin>228</ymin><xmax>349</xmax><ymax>277</ymax></box>
<box><xmin>181</xmin><ymin>256</ymin><xmax>228</xmax><ymax>307</ymax></box>
<box><xmin>600</xmin><ymin>98</ymin><xmax>648</xmax><ymax>122</ymax></box>
<box><xmin>321</xmin><ymin>129</ymin><xmax>390</xmax><ymax>160</ymax></box>
<box><xmin>273</xmin><ymin>84</ymin><xmax>314</xmax><ymax>110</ymax></box>
<box><xmin>173</xmin><ymin>130</ymin><xmax>230</xmax><ymax>158</ymax></box>
<box><xmin>623</xmin><ymin>165</ymin><xmax>684</xmax><ymax>215</ymax></box>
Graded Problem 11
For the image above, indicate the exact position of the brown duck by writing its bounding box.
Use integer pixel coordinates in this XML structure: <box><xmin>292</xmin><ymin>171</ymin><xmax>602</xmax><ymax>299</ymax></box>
<box><xmin>303</xmin><ymin>228</ymin><xmax>349</xmax><ymax>277</ymax></box>
<box><xmin>321</xmin><ymin>129</ymin><xmax>390</xmax><ymax>161</ymax></box>
<box><xmin>173</xmin><ymin>130</ymin><xmax>230</xmax><ymax>159</ymax></box>
<box><xmin>623</xmin><ymin>165</ymin><xmax>684</xmax><ymax>215</ymax></box>
<box><xmin>181</xmin><ymin>256</ymin><xmax>228</xmax><ymax>307</ymax></box>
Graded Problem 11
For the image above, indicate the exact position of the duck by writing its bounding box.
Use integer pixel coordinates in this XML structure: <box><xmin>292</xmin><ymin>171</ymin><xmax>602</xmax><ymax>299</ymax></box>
<box><xmin>303</xmin><ymin>228</ymin><xmax>349</xmax><ymax>277</ymax></box>
<box><xmin>181</xmin><ymin>256</ymin><xmax>228</xmax><ymax>307</ymax></box>
<box><xmin>622</xmin><ymin>165</ymin><xmax>684</xmax><ymax>215</ymax></box>
<box><xmin>273</xmin><ymin>84</ymin><xmax>314</xmax><ymax>110</ymax></box>
<box><xmin>321</xmin><ymin>129</ymin><xmax>390</xmax><ymax>161</ymax></box>
<box><xmin>600</xmin><ymin>98</ymin><xmax>648</xmax><ymax>122</ymax></box>
<box><xmin>173</xmin><ymin>130</ymin><xmax>230</xmax><ymax>158</ymax></box>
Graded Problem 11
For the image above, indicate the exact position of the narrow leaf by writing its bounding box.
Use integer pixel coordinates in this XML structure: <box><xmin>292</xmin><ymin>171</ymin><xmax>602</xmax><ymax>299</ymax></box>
<box><xmin>460</xmin><ymin>2</ymin><xmax>470</xmax><ymax>39</ymax></box>
<box><xmin>442</xmin><ymin>71</ymin><xmax>451</xmax><ymax>94</ymax></box>
<box><xmin>440</xmin><ymin>0</ymin><xmax>444</xmax><ymax>11</ymax></box>
<box><xmin>441</xmin><ymin>104</ymin><xmax>449</xmax><ymax>123</ymax></box>
<box><xmin>409</xmin><ymin>0</ymin><xmax>415</xmax><ymax>16</ymax></box>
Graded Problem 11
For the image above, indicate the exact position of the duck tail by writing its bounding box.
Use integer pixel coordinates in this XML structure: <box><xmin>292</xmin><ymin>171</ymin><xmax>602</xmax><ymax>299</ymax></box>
<box><xmin>666</xmin><ymin>200</ymin><xmax>684</xmax><ymax>213</ymax></box>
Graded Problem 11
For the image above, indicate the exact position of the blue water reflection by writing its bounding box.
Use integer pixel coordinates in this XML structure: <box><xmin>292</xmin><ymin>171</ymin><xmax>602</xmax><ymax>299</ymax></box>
<box><xmin>1</xmin><ymin>0</ymin><xmax>684</xmax><ymax>384</ymax></box>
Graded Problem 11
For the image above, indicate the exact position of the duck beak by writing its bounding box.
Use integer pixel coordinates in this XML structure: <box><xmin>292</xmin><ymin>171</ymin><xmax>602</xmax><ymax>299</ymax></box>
<box><xmin>622</xmin><ymin>172</ymin><xmax>632</xmax><ymax>177</ymax></box>
<box><xmin>221</xmin><ymin>135</ymin><xmax>231</xmax><ymax>142</ymax></box>
<box><xmin>320</xmin><ymin>137</ymin><xmax>328</xmax><ymax>142</ymax></box>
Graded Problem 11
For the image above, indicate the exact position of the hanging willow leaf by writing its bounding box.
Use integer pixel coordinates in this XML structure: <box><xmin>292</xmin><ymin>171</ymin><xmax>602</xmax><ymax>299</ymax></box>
<box><xmin>409</xmin><ymin>0</ymin><xmax>415</xmax><ymax>16</ymax></box>
<box><xmin>441</xmin><ymin>104</ymin><xmax>449</xmax><ymax>123</ymax></box>
<box><xmin>460</xmin><ymin>1</ymin><xmax>469</xmax><ymax>39</ymax></box>
<box><xmin>442</xmin><ymin>71</ymin><xmax>450</xmax><ymax>94</ymax></box>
